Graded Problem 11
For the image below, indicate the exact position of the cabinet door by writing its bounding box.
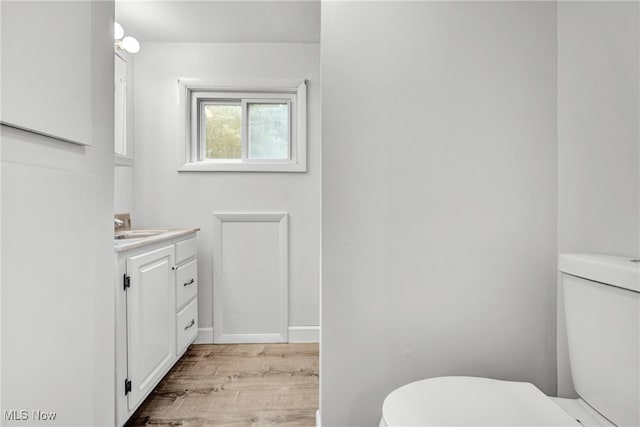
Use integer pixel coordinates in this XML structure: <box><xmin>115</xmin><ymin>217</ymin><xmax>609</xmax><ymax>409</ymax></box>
<box><xmin>1</xmin><ymin>1</ymin><xmax>92</xmax><ymax>145</ymax></box>
<box><xmin>126</xmin><ymin>245</ymin><xmax>175</xmax><ymax>410</ymax></box>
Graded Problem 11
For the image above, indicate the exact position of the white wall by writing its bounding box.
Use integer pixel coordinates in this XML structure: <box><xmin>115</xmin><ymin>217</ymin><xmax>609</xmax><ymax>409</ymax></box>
<box><xmin>1</xmin><ymin>1</ymin><xmax>115</xmax><ymax>425</ymax></box>
<box><xmin>321</xmin><ymin>2</ymin><xmax>558</xmax><ymax>425</ymax></box>
<box><xmin>115</xmin><ymin>166</ymin><xmax>134</xmax><ymax>213</ymax></box>
<box><xmin>556</xmin><ymin>1</ymin><xmax>640</xmax><ymax>397</ymax></box>
<box><xmin>131</xmin><ymin>43</ymin><xmax>320</xmax><ymax>338</ymax></box>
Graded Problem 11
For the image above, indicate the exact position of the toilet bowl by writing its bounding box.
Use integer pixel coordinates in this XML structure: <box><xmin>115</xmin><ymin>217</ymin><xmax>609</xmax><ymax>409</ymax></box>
<box><xmin>380</xmin><ymin>376</ymin><xmax>612</xmax><ymax>427</ymax></box>
<box><xmin>380</xmin><ymin>254</ymin><xmax>639</xmax><ymax>427</ymax></box>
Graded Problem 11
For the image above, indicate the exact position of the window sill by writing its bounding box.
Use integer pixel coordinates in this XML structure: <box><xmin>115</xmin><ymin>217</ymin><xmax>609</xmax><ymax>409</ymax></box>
<box><xmin>178</xmin><ymin>161</ymin><xmax>307</xmax><ymax>173</ymax></box>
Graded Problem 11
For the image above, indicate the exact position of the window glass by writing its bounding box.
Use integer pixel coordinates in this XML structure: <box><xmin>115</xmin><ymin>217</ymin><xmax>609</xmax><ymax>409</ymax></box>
<box><xmin>248</xmin><ymin>103</ymin><xmax>289</xmax><ymax>160</ymax></box>
<box><xmin>204</xmin><ymin>104</ymin><xmax>242</xmax><ymax>159</ymax></box>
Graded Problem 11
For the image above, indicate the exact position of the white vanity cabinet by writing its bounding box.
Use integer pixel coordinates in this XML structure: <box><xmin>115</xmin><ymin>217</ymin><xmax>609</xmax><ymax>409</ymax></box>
<box><xmin>174</xmin><ymin>237</ymin><xmax>199</xmax><ymax>355</ymax></box>
<box><xmin>115</xmin><ymin>231</ymin><xmax>198</xmax><ymax>426</ymax></box>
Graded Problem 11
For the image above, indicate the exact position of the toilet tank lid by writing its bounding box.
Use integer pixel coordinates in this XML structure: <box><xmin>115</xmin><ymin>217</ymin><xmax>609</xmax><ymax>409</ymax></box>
<box><xmin>559</xmin><ymin>254</ymin><xmax>640</xmax><ymax>293</ymax></box>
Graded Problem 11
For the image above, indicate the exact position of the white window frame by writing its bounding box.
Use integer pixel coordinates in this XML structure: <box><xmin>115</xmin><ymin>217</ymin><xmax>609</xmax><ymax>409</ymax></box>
<box><xmin>178</xmin><ymin>80</ymin><xmax>307</xmax><ymax>172</ymax></box>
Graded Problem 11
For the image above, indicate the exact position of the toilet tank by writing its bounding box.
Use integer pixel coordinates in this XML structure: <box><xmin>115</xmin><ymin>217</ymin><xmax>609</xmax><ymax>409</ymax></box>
<box><xmin>559</xmin><ymin>254</ymin><xmax>640</xmax><ymax>427</ymax></box>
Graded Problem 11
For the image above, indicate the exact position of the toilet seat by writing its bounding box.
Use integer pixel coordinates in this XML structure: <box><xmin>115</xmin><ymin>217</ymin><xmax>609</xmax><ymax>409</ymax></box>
<box><xmin>381</xmin><ymin>376</ymin><xmax>581</xmax><ymax>426</ymax></box>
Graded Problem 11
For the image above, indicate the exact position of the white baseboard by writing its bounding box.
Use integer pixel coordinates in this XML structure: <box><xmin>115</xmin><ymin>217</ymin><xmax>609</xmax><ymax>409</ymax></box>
<box><xmin>288</xmin><ymin>326</ymin><xmax>320</xmax><ymax>343</ymax></box>
<box><xmin>195</xmin><ymin>327</ymin><xmax>213</xmax><ymax>344</ymax></box>
<box><xmin>195</xmin><ymin>326</ymin><xmax>319</xmax><ymax>344</ymax></box>
<box><xmin>216</xmin><ymin>333</ymin><xmax>287</xmax><ymax>343</ymax></box>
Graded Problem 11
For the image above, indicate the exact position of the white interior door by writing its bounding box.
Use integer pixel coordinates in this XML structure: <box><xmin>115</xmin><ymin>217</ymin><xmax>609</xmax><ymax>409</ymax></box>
<box><xmin>213</xmin><ymin>212</ymin><xmax>288</xmax><ymax>343</ymax></box>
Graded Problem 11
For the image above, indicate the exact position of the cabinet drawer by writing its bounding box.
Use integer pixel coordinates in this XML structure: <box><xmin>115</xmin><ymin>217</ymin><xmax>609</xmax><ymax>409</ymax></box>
<box><xmin>175</xmin><ymin>237</ymin><xmax>197</xmax><ymax>264</ymax></box>
<box><xmin>176</xmin><ymin>259</ymin><xmax>197</xmax><ymax>309</ymax></box>
<box><xmin>176</xmin><ymin>298</ymin><xmax>198</xmax><ymax>355</ymax></box>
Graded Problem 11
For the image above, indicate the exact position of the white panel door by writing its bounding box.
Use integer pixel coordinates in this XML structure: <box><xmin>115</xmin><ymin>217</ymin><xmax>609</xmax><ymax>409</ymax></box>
<box><xmin>213</xmin><ymin>213</ymin><xmax>288</xmax><ymax>343</ymax></box>
<box><xmin>126</xmin><ymin>245</ymin><xmax>176</xmax><ymax>410</ymax></box>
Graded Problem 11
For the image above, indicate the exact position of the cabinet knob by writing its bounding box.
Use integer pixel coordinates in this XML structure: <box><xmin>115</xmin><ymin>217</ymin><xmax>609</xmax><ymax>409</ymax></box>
<box><xmin>183</xmin><ymin>278</ymin><xmax>195</xmax><ymax>287</ymax></box>
<box><xmin>184</xmin><ymin>319</ymin><xmax>195</xmax><ymax>330</ymax></box>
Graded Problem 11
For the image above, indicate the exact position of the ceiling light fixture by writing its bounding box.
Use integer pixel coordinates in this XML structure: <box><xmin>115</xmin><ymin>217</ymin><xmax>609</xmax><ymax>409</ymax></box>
<box><xmin>114</xmin><ymin>21</ymin><xmax>140</xmax><ymax>54</ymax></box>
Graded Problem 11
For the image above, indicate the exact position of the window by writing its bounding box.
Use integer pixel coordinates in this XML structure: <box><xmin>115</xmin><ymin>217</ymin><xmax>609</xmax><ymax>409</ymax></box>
<box><xmin>179</xmin><ymin>81</ymin><xmax>307</xmax><ymax>172</ymax></box>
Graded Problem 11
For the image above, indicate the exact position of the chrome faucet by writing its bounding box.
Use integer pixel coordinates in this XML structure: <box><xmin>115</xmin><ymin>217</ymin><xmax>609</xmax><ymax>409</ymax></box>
<box><xmin>114</xmin><ymin>218</ymin><xmax>125</xmax><ymax>228</ymax></box>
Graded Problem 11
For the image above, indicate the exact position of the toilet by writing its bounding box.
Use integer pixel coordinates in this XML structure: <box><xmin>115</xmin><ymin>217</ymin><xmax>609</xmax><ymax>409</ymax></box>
<box><xmin>380</xmin><ymin>254</ymin><xmax>640</xmax><ymax>427</ymax></box>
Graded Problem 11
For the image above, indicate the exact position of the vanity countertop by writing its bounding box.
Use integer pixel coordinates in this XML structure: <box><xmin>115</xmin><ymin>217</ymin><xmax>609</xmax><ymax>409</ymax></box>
<box><xmin>114</xmin><ymin>227</ymin><xmax>200</xmax><ymax>252</ymax></box>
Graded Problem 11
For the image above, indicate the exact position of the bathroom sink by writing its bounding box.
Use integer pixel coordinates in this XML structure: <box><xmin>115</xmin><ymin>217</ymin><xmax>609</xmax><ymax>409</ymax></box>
<box><xmin>114</xmin><ymin>229</ymin><xmax>167</xmax><ymax>240</ymax></box>
<box><xmin>113</xmin><ymin>227</ymin><xmax>199</xmax><ymax>251</ymax></box>
<box><xmin>113</xmin><ymin>237</ymin><xmax>146</xmax><ymax>246</ymax></box>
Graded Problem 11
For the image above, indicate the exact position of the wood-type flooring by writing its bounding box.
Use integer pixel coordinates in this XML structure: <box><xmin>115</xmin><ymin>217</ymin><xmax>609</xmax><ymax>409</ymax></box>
<box><xmin>125</xmin><ymin>343</ymin><xmax>319</xmax><ymax>427</ymax></box>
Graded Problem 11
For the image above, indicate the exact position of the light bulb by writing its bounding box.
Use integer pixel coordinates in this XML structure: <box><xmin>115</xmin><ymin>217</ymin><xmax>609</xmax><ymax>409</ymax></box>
<box><xmin>114</xmin><ymin>22</ymin><xmax>124</xmax><ymax>40</ymax></box>
<box><xmin>121</xmin><ymin>36</ymin><xmax>140</xmax><ymax>54</ymax></box>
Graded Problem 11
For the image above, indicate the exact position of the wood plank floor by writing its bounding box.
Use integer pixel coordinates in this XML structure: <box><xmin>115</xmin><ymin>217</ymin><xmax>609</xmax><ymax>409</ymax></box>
<box><xmin>125</xmin><ymin>343</ymin><xmax>319</xmax><ymax>427</ymax></box>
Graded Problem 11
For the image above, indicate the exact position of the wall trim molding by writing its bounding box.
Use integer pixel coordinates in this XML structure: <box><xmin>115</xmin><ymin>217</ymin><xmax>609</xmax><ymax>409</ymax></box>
<box><xmin>195</xmin><ymin>327</ymin><xmax>214</xmax><ymax>344</ymax></box>
<box><xmin>288</xmin><ymin>326</ymin><xmax>320</xmax><ymax>343</ymax></box>
<box><xmin>212</xmin><ymin>212</ymin><xmax>289</xmax><ymax>344</ymax></box>
<box><xmin>195</xmin><ymin>326</ymin><xmax>318</xmax><ymax>344</ymax></box>
<box><xmin>214</xmin><ymin>333</ymin><xmax>287</xmax><ymax>344</ymax></box>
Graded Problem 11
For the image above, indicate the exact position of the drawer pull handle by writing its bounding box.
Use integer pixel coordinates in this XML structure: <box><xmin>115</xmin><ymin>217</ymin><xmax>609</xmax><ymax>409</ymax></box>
<box><xmin>184</xmin><ymin>319</ymin><xmax>195</xmax><ymax>330</ymax></box>
<box><xmin>183</xmin><ymin>278</ymin><xmax>195</xmax><ymax>287</ymax></box>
